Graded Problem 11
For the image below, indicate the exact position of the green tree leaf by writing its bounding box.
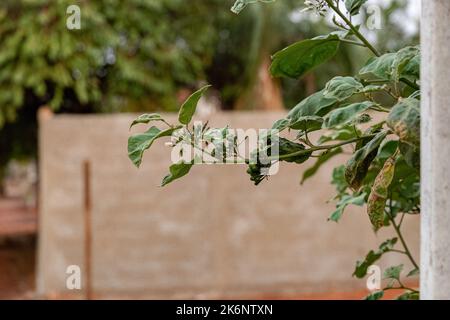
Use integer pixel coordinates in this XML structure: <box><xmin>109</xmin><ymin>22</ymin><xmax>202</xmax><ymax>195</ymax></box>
<box><xmin>178</xmin><ymin>85</ymin><xmax>211</xmax><ymax>125</ymax></box>
<box><xmin>287</xmin><ymin>91</ymin><xmax>337</xmax><ymax>124</ymax></box>
<box><xmin>387</xmin><ymin>98</ymin><xmax>420</xmax><ymax>146</ymax></box>
<box><xmin>345</xmin><ymin>0</ymin><xmax>368</xmax><ymax>15</ymax></box>
<box><xmin>396</xmin><ymin>292</ymin><xmax>419</xmax><ymax>300</ymax></box>
<box><xmin>329</xmin><ymin>192</ymin><xmax>366</xmax><ymax>222</ymax></box>
<box><xmin>230</xmin><ymin>0</ymin><xmax>274</xmax><ymax>14</ymax></box>
<box><xmin>301</xmin><ymin>148</ymin><xmax>342</xmax><ymax>184</ymax></box>
<box><xmin>130</xmin><ymin>113</ymin><xmax>165</xmax><ymax>129</ymax></box>
<box><xmin>161</xmin><ymin>162</ymin><xmax>194</xmax><ymax>187</ymax></box>
<box><xmin>128</xmin><ymin>126</ymin><xmax>181</xmax><ymax>168</ymax></box>
<box><xmin>353</xmin><ymin>238</ymin><xmax>398</xmax><ymax>278</ymax></box>
<box><xmin>270</xmin><ymin>34</ymin><xmax>340</xmax><ymax>79</ymax></box>
<box><xmin>323</xmin><ymin>76</ymin><xmax>364</xmax><ymax>101</ymax></box>
<box><xmin>383</xmin><ymin>264</ymin><xmax>403</xmax><ymax>282</ymax></box>
<box><xmin>345</xmin><ymin>131</ymin><xmax>388</xmax><ymax>190</ymax></box>
<box><xmin>365</xmin><ymin>290</ymin><xmax>384</xmax><ymax>300</ymax></box>
<box><xmin>323</xmin><ymin>101</ymin><xmax>374</xmax><ymax>128</ymax></box>
<box><xmin>359</xmin><ymin>53</ymin><xmax>396</xmax><ymax>80</ymax></box>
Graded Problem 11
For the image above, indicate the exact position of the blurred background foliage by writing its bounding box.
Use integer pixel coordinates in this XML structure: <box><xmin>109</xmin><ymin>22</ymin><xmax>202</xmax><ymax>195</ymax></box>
<box><xmin>0</xmin><ymin>0</ymin><xmax>418</xmax><ymax>186</ymax></box>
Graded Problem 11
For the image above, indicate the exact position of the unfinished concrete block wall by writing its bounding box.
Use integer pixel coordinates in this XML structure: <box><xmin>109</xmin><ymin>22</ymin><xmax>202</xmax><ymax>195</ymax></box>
<box><xmin>37</xmin><ymin>112</ymin><xmax>419</xmax><ymax>299</ymax></box>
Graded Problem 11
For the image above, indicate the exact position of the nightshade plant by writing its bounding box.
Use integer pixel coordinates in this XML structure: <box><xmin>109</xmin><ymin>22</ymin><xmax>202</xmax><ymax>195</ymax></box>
<box><xmin>128</xmin><ymin>0</ymin><xmax>420</xmax><ymax>300</ymax></box>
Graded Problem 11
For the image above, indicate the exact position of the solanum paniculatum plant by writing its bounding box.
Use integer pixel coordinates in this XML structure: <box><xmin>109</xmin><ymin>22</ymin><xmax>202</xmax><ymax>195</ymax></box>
<box><xmin>128</xmin><ymin>0</ymin><xmax>420</xmax><ymax>300</ymax></box>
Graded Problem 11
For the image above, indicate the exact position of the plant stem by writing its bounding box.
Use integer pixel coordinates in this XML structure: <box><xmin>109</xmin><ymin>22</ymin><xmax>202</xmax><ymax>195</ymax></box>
<box><xmin>387</xmin><ymin>198</ymin><xmax>419</xmax><ymax>271</ymax></box>
<box><xmin>325</xmin><ymin>0</ymin><xmax>420</xmax><ymax>91</ymax></box>
<box><xmin>325</xmin><ymin>0</ymin><xmax>381</xmax><ymax>57</ymax></box>
<box><xmin>272</xmin><ymin>134</ymin><xmax>376</xmax><ymax>161</ymax></box>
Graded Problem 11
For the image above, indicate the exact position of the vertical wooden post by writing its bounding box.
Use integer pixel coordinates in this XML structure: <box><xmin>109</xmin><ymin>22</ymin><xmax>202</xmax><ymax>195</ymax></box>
<box><xmin>83</xmin><ymin>160</ymin><xmax>93</xmax><ymax>300</ymax></box>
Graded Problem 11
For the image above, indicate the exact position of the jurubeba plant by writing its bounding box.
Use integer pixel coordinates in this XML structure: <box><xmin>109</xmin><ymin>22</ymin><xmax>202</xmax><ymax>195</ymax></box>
<box><xmin>128</xmin><ymin>0</ymin><xmax>420</xmax><ymax>300</ymax></box>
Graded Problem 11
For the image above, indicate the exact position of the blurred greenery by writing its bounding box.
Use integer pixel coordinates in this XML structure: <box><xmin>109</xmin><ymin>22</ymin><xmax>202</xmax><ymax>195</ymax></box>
<box><xmin>0</xmin><ymin>0</ymin><xmax>419</xmax><ymax>185</ymax></box>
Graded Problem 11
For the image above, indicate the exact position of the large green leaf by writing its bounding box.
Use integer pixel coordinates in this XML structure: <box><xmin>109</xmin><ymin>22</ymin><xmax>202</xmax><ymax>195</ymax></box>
<box><xmin>178</xmin><ymin>85</ymin><xmax>211</xmax><ymax>125</ymax></box>
<box><xmin>353</xmin><ymin>238</ymin><xmax>398</xmax><ymax>278</ymax></box>
<box><xmin>128</xmin><ymin>126</ymin><xmax>181</xmax><ymax>168</ymax></box>
<box><xmin>387</xmin><ymin>98</ymin><xmax>420</xmax><ymax>146</ymax></box>
<box><xmin>323</xmin><ymin>101</ymin><xmax>374</xmax><ymax>128</ymax></box>
<box><xmin>161</xmin><ymin>162</ymin><xmax>194</xmax><ymax>187</ymax></box>
<box><xmin>270</xmin><ymin>34</ymin><xmax>340</xmax><ymax>79</ymax></box>
<box><xmin>323</xmin><ymin>76</ymin><xmax>364</xmax><ymax>101</ymax></box>
<box><xmin>345</xmin><ymin>131</ymin><xmax>388</xmax><ymax>190</ymax></box>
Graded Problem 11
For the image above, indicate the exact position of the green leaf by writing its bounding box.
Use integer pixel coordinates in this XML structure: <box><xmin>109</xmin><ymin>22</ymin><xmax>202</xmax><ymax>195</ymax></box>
<box><xmin>323</xmin><ymin>101</ymin><xmax>374</xmax><ymax>128</ymax></box>
<box><xmin>353</xmin><ymin>238</ymin><xmax>398</xmax><ymax>278</ymax></box>
<box><xmin>161</xmin><ymin>162</ymin><xmax>194</xmax><ymax>187</ymax></box>
<box><xmin>290</xmin><ymin>116</ymin><xmax>324</xmax><ymax>132</ymax></box>
<box><xmin>272</xmin><ymin>118</ymin><xmax>290</xmax><ymax>131</ymax></box>
<box><xmin>407</xmin><ymin>268</ymin><xmax>419</xmax><ymax>278</ymax></box>
<box><xmin>396</xmin><ymin>292</ymin><xmax>419</xmax><ymax>300</ymax></box>
<box><xmin>331</xmin><ymin>165</ymin><xmax>349</xmax><ymax>196</ymax></box>
<box><xmin>399</xmin><ymin>142</ymin><xmax>420</xmax><ymax>170</ymax></box>
<box><xmin>392</xmin><ymin>46</ymin><xmax>420</xmax><ymax>82</ymax></box>
<box><xmin>365</xmin><ymin>290</ymin><xmax>384</xmax><ymax>300</ymax></box>
<box><xmin>345</xmin><ymin>0</ymin><xmax>368</xmax><ymax>15</ymax></box>
<box><xmin>387</xmin><ymin>98</ymin><xmax>420</xmax><ymax>146</ymax></box>
<box><xmin>279</xmin><ymin>138</ymin><xmax>310</xmax><ymax>164</ymax></box>
<box><xmin>178</xmin><ymin>85</ymin><xmax>211</xmax><ymax>125</ymax></box>
<box><xmin>345</xmin><ymin>131</ymin><xmax>388</xmax><ymax>190</ymax></box>
<box><xmin>383</xmin><ymin>264</ymin><xmax>403</xmax><ymax>281</ymax></box>
<box><xmin>359</xmin><ymin>53</ymin><xmax>396</xmax><ymax>80</ymax></box>
<box><xmin>288</xmin><ymin>90</ymin><xmax>337</xmax><ymax>126</ymax></box>
<box><xmin>318</xmin><ymin>126</ymin><xmax>360</xmax><ymax>145</ymax></box>
<box><xmin>323</xmin><ymin>76</ymin><xmax>364</xmax><ymax>101</ymax></box>
<box><xmin>301</xmin><ymin>148</ymin><xmax>342</xmax><ymax>184</ymax></box>
<box><xmin>130</xmin><ymin>113</ymin><xmax>165</xmax><ymax>129</ymax></box>
<box><xmin>329</xmin><ymin>192</ymin><xmax>366</xmax><ymax>222</ymax></box>
<box><xmin>128</xmin><ymin>126</ymin><xmax>181</xmax><ymax>168</ymax></box>
<box><xmin>230</xmin><ymin>0</ymin><xmax>274</xmax><ymax>14</ymax></box>
<box><xmin>270</xmin><ymin>34</ymin><xmax>340</xmax><ymax>79</ymax></box>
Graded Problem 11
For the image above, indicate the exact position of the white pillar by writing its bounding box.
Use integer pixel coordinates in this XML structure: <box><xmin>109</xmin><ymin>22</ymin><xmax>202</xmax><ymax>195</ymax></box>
<box><xmin>421</xmin><ymin>0</ymin><xmax>450</xmax><ymax>300</ymax></box>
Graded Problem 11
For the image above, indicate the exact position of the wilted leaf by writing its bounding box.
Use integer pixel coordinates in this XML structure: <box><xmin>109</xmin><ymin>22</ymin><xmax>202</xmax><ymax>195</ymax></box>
<box><xmin>161</xmin><ymin>162</ymin><xmax>194</xmax><ymax>186</ymax></box>
<box><xmin>345</xmin><ymin>131</ymin><xmax>388</xmax><ymax>190</ymax></box>
<box><xmin>323</xmin><ymin>101</ymin><xmax>374</xmax><ymax>128</ymax></box>
<box><xmin>323</xmin><ymin>76</ymin><xmax>364</xmax><ymax>101</ymax></box>
<box><xmin>178</xmin><ymin>85</ymin><xmax>211</xmax><ymax>125</ymax></box>
<box><xmin>367</xmin><ymin>157</ymin><xmax>396</xmax><ymax>231</ymax></box>
<box><xmin>270</xmin><ymin>34</ymin><xmax>340</xmax><ymax>79</ymax></box>
<box><xmin>353</xmin><ymin>238</ymin><xmax>398</xmax><ymax>278</ymax></box>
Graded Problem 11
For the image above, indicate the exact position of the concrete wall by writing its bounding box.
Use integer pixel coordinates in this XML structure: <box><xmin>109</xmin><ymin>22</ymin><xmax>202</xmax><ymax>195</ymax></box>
<box><xmin>37</xmin><ymin>112</ymin><xmax>419</xmax><ymax>299</ymax></box>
